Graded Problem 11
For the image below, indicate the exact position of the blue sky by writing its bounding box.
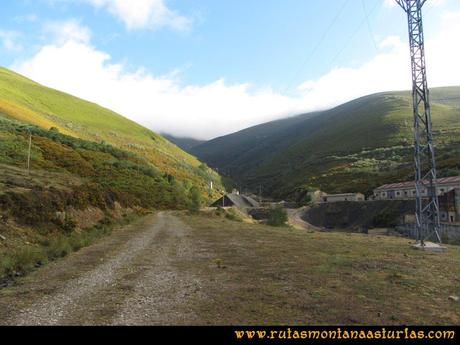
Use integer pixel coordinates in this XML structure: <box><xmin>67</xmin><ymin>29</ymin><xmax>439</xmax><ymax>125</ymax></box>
<box><xmin>0</xmin><ymin>0</ymin><xmax>459</xmax><ymax>139</ymax></box>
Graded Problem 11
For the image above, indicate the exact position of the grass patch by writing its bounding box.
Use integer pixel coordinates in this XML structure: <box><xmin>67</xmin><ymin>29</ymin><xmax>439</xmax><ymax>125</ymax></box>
<box><xmin>0</xmin><ymin>214</ymin><xmax>137</xmax><ymax>282</ymax></box>
<box><xmin>177</xmin><ymin>212</ymin><xmax>460</xmax><ymax>325</ymax></box>
<box><xmin>210</xmin><ymin>206</ymin><xmax>243</xmax><ymax>222</ymax></box>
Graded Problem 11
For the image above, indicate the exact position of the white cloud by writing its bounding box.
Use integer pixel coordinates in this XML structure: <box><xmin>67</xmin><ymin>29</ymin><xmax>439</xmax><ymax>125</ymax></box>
<box><xmin>0</xmin><ymin>30</ymin><xmax>23</xmax><ymax>52</ymax></box>
<box><xmin>13</xmin><ymin>39</ymin><xmax>300</xmax><ymax>139</ymax></box>
<box><xmin>296</xmin><ymin>10</ymin><xmax>460</xmax><ymax>112</ymax></box>
<box><xmin>84</xmin><ymin>0</ymin><xmax>191</xmax><ymax>31</ymax></box>
<box><xmin>43</xmin><ymin>19</ymin><xmax>92</xmax><ymax>44</ymax></box>
<box><xmin>12</xmin><ymin>11</ymin><xmax>460</xmax><ymax>140</ymax></box>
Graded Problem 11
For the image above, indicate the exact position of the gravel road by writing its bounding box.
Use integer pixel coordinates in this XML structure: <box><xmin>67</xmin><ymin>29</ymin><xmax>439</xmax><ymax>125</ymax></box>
<box><xmin>286</xmin><ymin>207</ymin><xmax>322</xmax><ymax>231</ymax></box>
<box><xmin>0</xmin><ymin>212</ymin><xmax>203</xmax><ymax>325</ymax></box>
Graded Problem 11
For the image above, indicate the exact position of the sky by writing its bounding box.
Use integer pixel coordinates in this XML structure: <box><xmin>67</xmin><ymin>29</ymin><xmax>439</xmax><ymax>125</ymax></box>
<box><xmin>0</xmin><ymin>0</ymin><xmax>459</xmax><ymax>140</ymax></box>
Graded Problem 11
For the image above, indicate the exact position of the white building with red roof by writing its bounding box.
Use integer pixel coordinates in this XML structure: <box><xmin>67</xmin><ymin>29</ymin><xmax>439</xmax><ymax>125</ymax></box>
<box><xmin>374</xmin><ymin>176</ymin><xmax>460</xmax><ymax>200</ymax></box>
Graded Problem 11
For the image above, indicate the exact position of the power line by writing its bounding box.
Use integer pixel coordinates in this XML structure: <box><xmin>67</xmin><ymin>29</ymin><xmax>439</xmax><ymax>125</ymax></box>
<box><xmin>361</xmin><ymin>0</ymin><xmax>379</xmax><ymax>51</ymax></box>
<box><xmin>329</xmin><ymin>0</ymin><xmax>381</xmax><ymax>67</ymax></box>
<box><xmin>283</xmin><ymin>0</ymin><xmax>350</xmax><ymax>93</ymax></box>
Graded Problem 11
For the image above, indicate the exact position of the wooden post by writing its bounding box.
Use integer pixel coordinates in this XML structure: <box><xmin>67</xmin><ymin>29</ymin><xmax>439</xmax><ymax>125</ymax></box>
<box><xmin>27</xmin><ymin>131</ymin><xmax>32</xmax><ymax>175</ymax></box>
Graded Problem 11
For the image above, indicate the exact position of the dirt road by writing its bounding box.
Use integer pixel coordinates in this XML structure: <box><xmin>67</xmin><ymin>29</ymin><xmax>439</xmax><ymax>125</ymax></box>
<box><xmin>0</xmin><ymin>212</ymin><xmax>202</xmax><ymax>325</ymax></box>
<box><xmin>287</xmin><ymin>207</ymin><xmax>322</xmax><ymax>231</ymax></box>
<box><xmin>1</xmin><ymin>211</ymin><xmax>459</xmax><ymax>325</ymax></box>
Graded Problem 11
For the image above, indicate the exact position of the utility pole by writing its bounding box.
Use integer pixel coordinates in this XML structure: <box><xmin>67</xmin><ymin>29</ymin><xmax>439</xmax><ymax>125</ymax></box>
<box><xmin>396</xmin><ymin>0</ymin><xmax>441</xmax><ymax>245</ymax></box>
<box><xmin>27</xmin><ymin>130</ymin><xmax>32</xmax><ymax>176</ymax></box>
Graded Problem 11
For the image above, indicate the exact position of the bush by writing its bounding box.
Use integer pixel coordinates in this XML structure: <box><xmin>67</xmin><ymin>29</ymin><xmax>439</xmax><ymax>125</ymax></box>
<box><xmin>2</xmin><ymin>247</ymin><xmax>48</xmax><ymax>275</ymax></box>
<box><xmin>225</xmin><ymin>208</ymin><xmax>243</xmax><ymax>222</ymax></box>
<box><xmin>299</xmin><ymin>193</ymin><xmax>312</xmax><ymax>206</ymax></box>
<box><xmin>188</xmin><ymin>186</ymin><xmax>202</xmax><ymax>212</ymax></box>
<box><xmin>214</xmin><ymin>206</ymin><xmax>226</xmax><ymax>217</ymax></box>
<box><xmin>46</xmin><ymin>238</ymin><xmax>72</xmax><ymax>259</ymax></box>
<box><xmin>267</xmin><ymin>207</ymin><xmax>288</xmax><ymax>227</ymax></box>
<box><xmin>0</xmin><ymin>256</ymin><xmax>15</xmax><ymax>275</ymax></box>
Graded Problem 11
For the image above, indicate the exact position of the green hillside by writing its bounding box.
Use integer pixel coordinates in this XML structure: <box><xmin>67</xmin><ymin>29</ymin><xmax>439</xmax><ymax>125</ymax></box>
<box><xmin>162</xmin><ymin>134</ymin><xmax>205</xmax><ymax>152</ymax></box>
<box><xmin>191</xmin><ymin>87</ymin><xmax>460</xmax><ymax>199</ymax></box>
<box><xmin>0</xmin><ymin>67</ymin><xmax>223</xmax><ymax>197</ymax></box>
<box><xmin>0</xmin><ymin>66</ymin><xmax>227</xmax><ymax>279</ymax></box>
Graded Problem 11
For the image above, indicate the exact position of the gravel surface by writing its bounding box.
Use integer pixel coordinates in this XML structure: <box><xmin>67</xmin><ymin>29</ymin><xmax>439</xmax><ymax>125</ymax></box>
<box><xmin>0</xmin><ymin>212</ymin><xmax>202</xmax><ymax>325</ymax></box>
<box><xmin>286</xmin><ymin>207</ymin><xmax>322</xmax><ymax>231</ymax></box>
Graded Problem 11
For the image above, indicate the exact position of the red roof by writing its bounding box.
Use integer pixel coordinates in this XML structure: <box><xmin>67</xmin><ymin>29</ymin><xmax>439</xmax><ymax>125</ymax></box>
<box><xmin>375</xmin><ymin>176</ymin><xmax>460</xmax><ymax>191</ymax></box>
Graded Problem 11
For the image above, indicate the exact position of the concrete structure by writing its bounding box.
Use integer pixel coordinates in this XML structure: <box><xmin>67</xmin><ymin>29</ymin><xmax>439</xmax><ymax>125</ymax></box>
<box><xmin>263</xmin><ymin>200</ymin><xmax>299</xmax><ymax>209</ymax></box>
<box><xmin>308</xmin><ymin>190</ymin><xmax>328</xmax><ymax>204</ymax></box>
<box><xmin>373</xmin><ymin>176</ymin><xmax>460</xmax><ymax>201</ymax></box>
<box><xmin>438</xmin><ymin>189</ymin><xmax>460</xmax><ymax>223</ymax></box>
<box><xmin>322</xmin><ymin>193</ymin><xmax>365</xmax><ymax>203</ymax></box>
<box><xmin>211</xmin><ymin>193</ymin><xmax>260</xmax><ymax>209</ymax></box>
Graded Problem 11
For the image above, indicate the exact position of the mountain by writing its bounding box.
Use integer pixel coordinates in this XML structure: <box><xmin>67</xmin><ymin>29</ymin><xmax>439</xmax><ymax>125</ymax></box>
<box><xmin>162</xmin><ymin>134</ymin><xmax>205</xmax><ymax>152</ymax></box>
<box><xmin>0</xmin><ymin>67</ymin><xmax>223</xmax><ymax>197</ymax></box>
<box><xmin>191</xmin><ymin>87</ymin><xmax>460</xmax><ymax>200</ymax></box>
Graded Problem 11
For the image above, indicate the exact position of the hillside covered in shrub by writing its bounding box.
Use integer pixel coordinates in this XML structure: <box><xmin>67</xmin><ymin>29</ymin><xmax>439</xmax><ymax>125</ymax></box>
<box><xmin>0</xmin><ymin>67</ymin><xmax>224</xmax><ymax>199</ymax></box>
<box><xmin>0</xmin><ymin>115</ymin><xmax>216</xmax><ymax>281</ymax></box>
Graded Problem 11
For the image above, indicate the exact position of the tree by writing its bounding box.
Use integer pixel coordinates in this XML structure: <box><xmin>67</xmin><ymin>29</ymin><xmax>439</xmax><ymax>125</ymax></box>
<box><xmin>267</xmin><ymin>207</ymin><xmax>288</xmax><ymax>227</ymax></box>
<box><xmin>189</xmin><ymin>186</ymin><xmax>202</xmax><ymax>212</ymax></box>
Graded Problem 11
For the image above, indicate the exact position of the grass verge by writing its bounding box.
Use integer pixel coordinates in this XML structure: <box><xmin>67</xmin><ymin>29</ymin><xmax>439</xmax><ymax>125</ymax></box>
<box><xmin>0</xmin><ymin>213</ymin><xmax>139</xmax><ymax>285</ymax></box>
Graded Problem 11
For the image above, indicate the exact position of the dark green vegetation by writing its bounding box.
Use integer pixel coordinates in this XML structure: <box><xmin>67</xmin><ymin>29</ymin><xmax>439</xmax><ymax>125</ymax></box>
<box><xmin>0</xmin><ymin>118</ymin><xmax>204</xmax><ymax>219</ymax></box>
<box><xmin>191</xmin><ymin>87</ymin><xmax>460</xmax><ymax>199</ymax></box>
<box><xmin>177</xmin><ymin>212</ymin><xmax>460</xmax><ymax>324</ymax></box>
<box><xmin>162</xmin><ymin>134</ymin><xmax>205</xmax><ymax>152</ymax></box>
<box><xmin>267</xmin><ymin>207</ymin><xmax>288</xmax><ymax>227</ymax></box>
<box><xmin>304</xmin><ymin>200</ymin><xmax>414</xmax><ymax>229</ymax></box>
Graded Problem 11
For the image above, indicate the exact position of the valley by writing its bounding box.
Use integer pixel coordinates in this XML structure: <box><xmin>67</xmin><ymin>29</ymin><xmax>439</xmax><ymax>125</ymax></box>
<box><xmin>0</xmin><ymin>67</ymin><xmax>459</xmax><ymax>327</ymax></box>
<box><xmin>190</xmin><ymin>87</ymin><xmax>460</xmax><ymax>200</ymax></box>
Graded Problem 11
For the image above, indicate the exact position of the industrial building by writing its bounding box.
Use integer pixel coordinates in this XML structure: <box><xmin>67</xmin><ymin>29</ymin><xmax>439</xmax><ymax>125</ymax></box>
<box><xmin>321</xmin><ymin>193</ymin><xmax>365</xmax><ymax>203</ymax></box>
<box><xmin>211</xmin><ymin>193</ymin><xmax>260</xmax><ymax>210</ymax></box>
<box><xmin>438</xmin><ymin>189</ymin><xmax>460</xmax><ymax>223</ymax></box>
<box><xmin>373</xmin><ymin>176</ymin><xmax>460</xmax><ymax>201</ymax></box>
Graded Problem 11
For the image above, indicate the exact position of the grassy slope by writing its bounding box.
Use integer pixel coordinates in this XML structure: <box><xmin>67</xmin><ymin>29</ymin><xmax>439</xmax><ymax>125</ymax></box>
<box><xmin>179</xmin><ymin>212</ymin><xmax>460</xmax><ymax>325</ymax></box>
<box><xmin>192</xmin><ymin>87</ymin><xmax>460</xmax><ymax>199</ymax></box>
<box><xmin>0</xmin><ymin>66</ymin><xmax>222</xmax><ymax>279</ymax></box>
<box><xmin>162</xmin><ymin>134</ymin><xmax>205</xmax><ymax>152</ymax></box>
<box><xmin>0</xmin><ymin>115</ymin><xmax>210</xmax><ymax>278</ymax></box>
<box><xmin>0</xmin><ymin>67</ymin><xmax>223</xmax><ymax>194</ymax></box>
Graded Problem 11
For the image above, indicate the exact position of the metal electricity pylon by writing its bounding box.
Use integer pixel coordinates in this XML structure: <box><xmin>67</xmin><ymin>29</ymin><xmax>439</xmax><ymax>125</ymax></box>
<box><xmin>396</xmin><ymin>0</ymin><xmax>441</xmax><ymax>245</ymax></box>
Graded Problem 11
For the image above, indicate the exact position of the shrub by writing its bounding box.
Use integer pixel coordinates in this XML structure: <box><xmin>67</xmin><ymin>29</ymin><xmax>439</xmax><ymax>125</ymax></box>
<box><xmin>267</xmin><ymin>207</ymin><xmax>288</xmax><ymax>227</ymax></box>
<box><xmin>46</xmin><ymin>238</ymin><xmax>72</xmax><ymax>259</ymax></box>
<box><xmin>188</xmin><ymin>186</ymin><xmax>202</xmax><ymax>212</ymax></box>
<box><xmin>0</xmin><ymin>256</ymin><xmax>15</xmax><ymax>275</ymax></box>
<box><xmin>9</xmin><ymin>247</ymin><xmax>47</xmax><ymax>274</ymax></box>
<box><xmin>299</xmin><ymin>193</ymin><xmax>312</xmax><ymax>206</ymax></box>
<box><xmin>225</xmin><ymin>208</ymin><xmax>243</xmax><ymax>222</ymax></box>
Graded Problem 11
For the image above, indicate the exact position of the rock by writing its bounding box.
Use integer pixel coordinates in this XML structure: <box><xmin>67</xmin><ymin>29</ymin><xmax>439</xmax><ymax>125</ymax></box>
<box><xmin>0</xmin><ymin>234</ymin><xmax>6</xmax><ymax>241</ymax></box>
<box><xmin>448</xmin><ymin>296</ymin><xmax>459</xmax><ymax>302</ymax></box>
